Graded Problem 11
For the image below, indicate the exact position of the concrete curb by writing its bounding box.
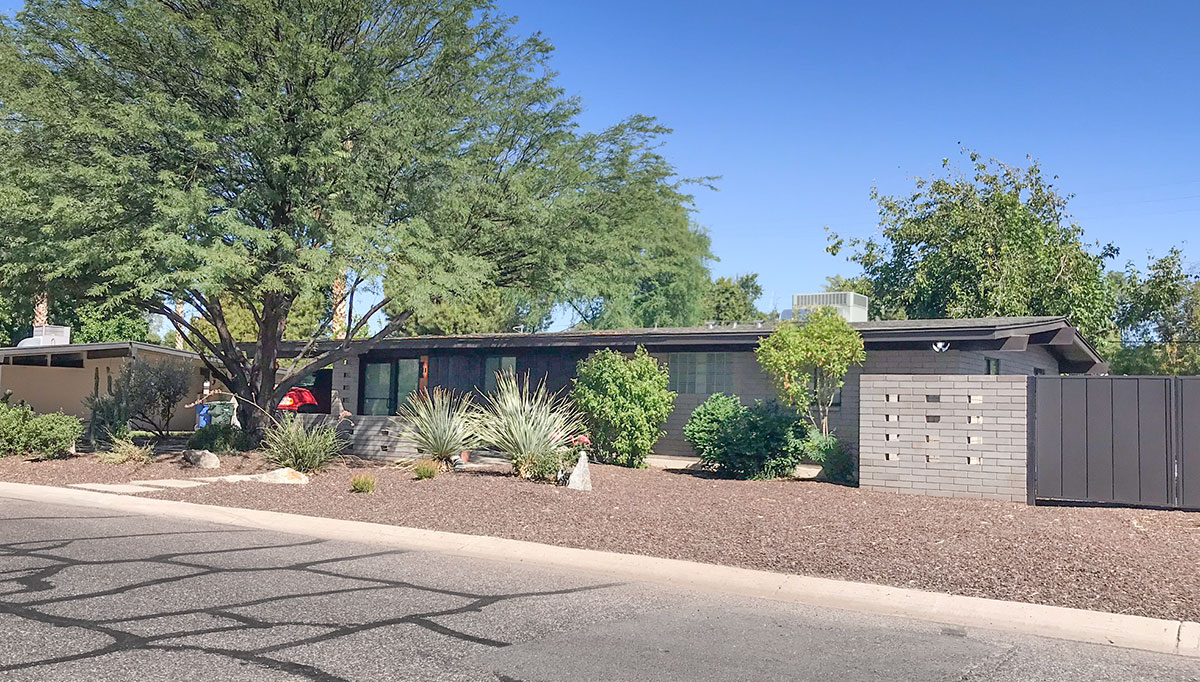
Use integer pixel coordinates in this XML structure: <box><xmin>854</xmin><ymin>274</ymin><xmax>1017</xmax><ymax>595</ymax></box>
<box><xmin>1</xmin><ymin>481</ymin><xmax>1197</xmax><ymax>658</ymax></box>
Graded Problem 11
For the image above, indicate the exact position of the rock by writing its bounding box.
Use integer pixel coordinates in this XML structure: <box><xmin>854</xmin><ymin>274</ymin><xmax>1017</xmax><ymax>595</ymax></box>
<box><xmin>566</xmin><ymin>452</ymin><xmax>591</xmax><ymax>491</ymax></box>
<box><xmin>791</xmin><ymin>463</ymin><xmax>823</xmax><ymax>480</ymax></box>
<box><xmin>182</xmin><ymin>449</ymin><xmax>220</xmax><ymax>469</ymax></box>
<box><xmin>250</xmin><ymin>468</ymin><xmax>309</xmax><ymax>485</ymax></box>
<box><xmin>214</xmin><ymin>468</ymin><xmax>309</xmax><ymax>485</ymax></box>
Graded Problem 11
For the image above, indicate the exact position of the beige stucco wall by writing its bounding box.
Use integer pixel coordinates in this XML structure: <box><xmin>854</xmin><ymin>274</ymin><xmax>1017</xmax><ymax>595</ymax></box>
<box><xmin>0</xmin><ymin>356</ymin><xmax>210</xmax><ymax>432</ymax></box>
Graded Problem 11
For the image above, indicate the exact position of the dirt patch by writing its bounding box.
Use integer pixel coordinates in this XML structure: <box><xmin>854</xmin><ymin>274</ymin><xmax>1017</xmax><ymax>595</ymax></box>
<box><xmin>2</xmin><ymin>454</ymin><xmax>1198</xmax><ymax>621</ymax></box>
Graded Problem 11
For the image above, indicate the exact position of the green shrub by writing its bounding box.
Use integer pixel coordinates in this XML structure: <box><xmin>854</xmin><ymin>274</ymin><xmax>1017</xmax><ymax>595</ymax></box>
<box><xmin>188</xmin><ymin>424</ymin><xmax>251</xmax><ymax>454</ymax></box>
<box><xmin>0</xmin><ymin>402</ymin><xmax>34</xmax><ymax>457</ymax></box>
<box><xmin>29</xmin><ymin>413</ymin><xmax>85</xmax><ymax>459</ymax></box>
<box><xmin>685</xmin><ymin>396</ymin><xmax>805</xmax><ymax>479</ymax></box>
<box><xmin>0</xmin><ymin>404</ymin><xmax>82</xmax><ymax>459</ymax></box>
<box><xmin>475</xmin><ymin>372</ymin><xmax>583</xmax><ymax>482</ymax></box>
<box><xmin>682</xmin><ymin>393</ymin><xmax>743</xmax><ymax>458</ymax></box>
<box><xmin>804</xmin><ymin>433</ymin><xmax>856</xmax><ymax>484</ymax></box>
<box><xmin>262</xmin><ymin>414</ymin><xmax>346</xmax><ymax>472</ymax></box>
<box><xmin>350</xmin><ymin>473</ymin><xmax>377</xmax><ymax>493</ymax></box>
<box><xmin>412</xmin><ymin>460</ymin><xmax>438</xmax><ymax>480</ymax></box>
<box><xmin>99</xmin><ymin>436</ymin><xmax>155</xmax><ymax>465</ymax></box>
<box><xmin>394</xmin><ymin>388</ymin><xmax>475</xmax><ymax>464</ymax></box>
<box><xmin>571</xmin><ymin>346</ymin><xmax>675</xmax><ymax>468</ymax></box>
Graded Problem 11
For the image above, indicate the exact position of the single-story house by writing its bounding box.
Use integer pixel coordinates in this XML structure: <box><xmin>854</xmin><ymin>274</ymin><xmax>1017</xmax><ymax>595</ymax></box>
<box><xmin>282</xmin><ymin>314</ymin><xmax>1104</xmax><ymax>459</ymax></box>
<box><xmin>0</xmin><ymin>336</ymin><xmax>210</xmax><ymax>431</ymax></box>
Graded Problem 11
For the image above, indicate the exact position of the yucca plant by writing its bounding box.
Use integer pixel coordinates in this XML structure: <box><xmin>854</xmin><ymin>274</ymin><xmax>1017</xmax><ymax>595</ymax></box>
<box><xmin>262</xmin><ymin>413</ymin><xmax>347</xmax><ymax>473</ymax></box>
<box><xmin>393</xmin><ymin>388</ymin><xmax>476</xmax><ymax>466</ymax></box>
<box><xmin>474</xmin><ymin>372</ymin><xmax>584</xmax><ymax>482</ymax></box>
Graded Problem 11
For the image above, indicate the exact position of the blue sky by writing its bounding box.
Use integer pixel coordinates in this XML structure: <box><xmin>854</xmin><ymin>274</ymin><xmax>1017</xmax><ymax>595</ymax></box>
<box><xmin>4</xmin><ymin>1</ymin><xmax>1198</xmax><ymax>318</ymax></box>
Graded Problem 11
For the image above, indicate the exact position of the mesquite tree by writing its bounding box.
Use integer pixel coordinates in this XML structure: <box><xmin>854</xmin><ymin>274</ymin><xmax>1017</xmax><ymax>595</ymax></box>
<box><xmin>0</xmin><ymin>1</ymin><xmax>699</xmax><ymax>432</ymax></box>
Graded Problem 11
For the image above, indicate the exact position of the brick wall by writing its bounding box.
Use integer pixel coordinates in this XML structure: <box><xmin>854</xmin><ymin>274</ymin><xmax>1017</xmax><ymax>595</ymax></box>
<box><xmin>829</xmin><ymin>347</ymin><xmax>1055</xmax><ymax>458</ymax></box>
<box><xmin>858</xmin><ymin>374</ymin><xmax>1028</xmax><ymax>502</ymax></box>
<box><xmin>331</xmin><ymin>355</ymin><xmax>360</xmax><ymax>415</ymax></box>
<box><xmin>299</xmin><ymin>414</ymin><xmax>419</xmax><ymax>461</ymax></box>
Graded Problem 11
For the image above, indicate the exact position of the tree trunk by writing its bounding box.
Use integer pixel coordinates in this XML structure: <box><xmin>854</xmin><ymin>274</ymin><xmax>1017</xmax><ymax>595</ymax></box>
<box><xmin>330</xmin><ymin>272</ymin><xmax>348</xmax><ymax>339</ymax></box>
<box><xmin>33</xmin><ymin>293</ymin><xmax>48</xmax><ymax>326</ymax></box>
<box><xmin>244</xmin><ymin>293</ymin><xmax>293</xmax><ymax>440</ymax></box>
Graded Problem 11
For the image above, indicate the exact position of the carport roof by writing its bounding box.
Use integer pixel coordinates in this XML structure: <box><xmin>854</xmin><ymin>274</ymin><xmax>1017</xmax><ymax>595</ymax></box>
<box><xmin>0</xmin><ymin>341</ymin><xmax>200</xmax><ymax>362</ymax></box>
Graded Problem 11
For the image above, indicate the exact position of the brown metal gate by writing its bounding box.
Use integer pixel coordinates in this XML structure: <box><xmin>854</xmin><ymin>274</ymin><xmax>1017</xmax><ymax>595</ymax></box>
<box><xmin>1028</xmin><ymin>376</ymin><xmax>1200</xmax><ymax>510</ymax></box>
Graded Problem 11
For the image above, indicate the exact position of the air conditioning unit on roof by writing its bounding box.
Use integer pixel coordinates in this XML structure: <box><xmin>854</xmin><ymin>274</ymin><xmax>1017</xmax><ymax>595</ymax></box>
<box><xmin>791</xmin><ymin>292</ymin><xmax>869</xmax><ymax>323</ymax></box>
<box><xmin>16</xmin><ymin>325</ymin><xmax>72</xmax><ymax>348</ymax></box>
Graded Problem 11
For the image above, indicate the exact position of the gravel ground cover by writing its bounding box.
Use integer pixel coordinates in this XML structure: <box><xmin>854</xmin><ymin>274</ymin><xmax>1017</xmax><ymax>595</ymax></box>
<box><xmin>1</xmin><ymin>453</ymin><xmax>1198</xmax><ymax>621</ymax></box>
<box><xmin>0</xmin><ymin>451</ymin><xmax>270</xmax><ymax>485</ymax></box>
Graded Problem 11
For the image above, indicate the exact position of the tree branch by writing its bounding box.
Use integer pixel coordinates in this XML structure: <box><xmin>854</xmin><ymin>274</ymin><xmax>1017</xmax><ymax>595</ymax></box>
<box><xmin>271</xmin><ymin>310</ymin><xmax>412</xmax><ymax>406</ymax></box>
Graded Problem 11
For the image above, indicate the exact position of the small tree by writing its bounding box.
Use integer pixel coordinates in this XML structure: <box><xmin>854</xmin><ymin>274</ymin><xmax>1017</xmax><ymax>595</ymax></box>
<box><xmin>755</xmin><ymin>308</ymin><xmax>865</xmax><ymax>435</ymax></box>
<box><xmin>571</xmin><ymin>346</ymin><xmax>676</xmax><ymax>468</ymax></box>
<box><xmin>114</xmin><ymin>359</ymin><xmax>195</xmax><ymax>438</ymax></box>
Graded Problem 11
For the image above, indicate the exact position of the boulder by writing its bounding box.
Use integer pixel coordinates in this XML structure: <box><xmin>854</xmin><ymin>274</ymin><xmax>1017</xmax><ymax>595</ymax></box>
<box><xmin>251</xmin><ymin>467</ymin><xmax>309</xmax><ymax>485</ymax></box>
<box><xmin>214</xmin><ymin>468</ymin><xmax>309</xmax><ymax>485</ymax></box>
<box><xmin>566</xmin><ymin>452</ymin><xmax>591</xmax><ymax>491</ymax></box>
<box><xmin>182</xmin><ymin>449</ymin><xmax>220</xmax><ymax>469</ymax></box>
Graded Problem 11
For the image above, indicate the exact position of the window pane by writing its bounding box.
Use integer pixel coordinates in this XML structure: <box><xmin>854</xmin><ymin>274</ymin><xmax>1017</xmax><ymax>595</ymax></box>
<box><xmin>706</xmin><ymin>353</ymin><xmax>732</xmax><ymax>394</ymax></box>
<box><xmin>668</xmin><ymin>353</ymin><xmax>704</xmax><ymax>394</ymax></box>
<box><xmin>362</xmin><ymin>398</ymin><xmax>390</xmax><ymax>416</ymax></box>
<box><xmin>395</xmin><ymin>359</ymin><xmax>419</xmax><ymax>404</ymax></box>
<box><xmin>484</xmin><ymin>356</ymin><xmax>516</xmax><ymax>393</ymax></box>
<box><xmin>362</xmin><ymin>362</ymin><xmax>391</xmax><ymax>400</ymax></box>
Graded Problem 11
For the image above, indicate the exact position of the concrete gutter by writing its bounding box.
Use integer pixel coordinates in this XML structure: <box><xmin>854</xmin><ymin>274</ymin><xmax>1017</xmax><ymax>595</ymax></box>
<box><xmin>1</xmin><ymin>481</ymin><xmax>1197</xmax><ymax>659</ymax></box>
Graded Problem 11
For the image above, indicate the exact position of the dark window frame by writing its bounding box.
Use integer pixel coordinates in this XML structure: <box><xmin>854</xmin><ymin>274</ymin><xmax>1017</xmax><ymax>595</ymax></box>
<box><xmin>985</xmin><ymin>357</ymin><xmax>1001</xmax><ymax>375</ymax></box>
<box><xmin>358</xmin><ymin>358</ymin><xmax>421</xmax><ymax>415</ymax></box>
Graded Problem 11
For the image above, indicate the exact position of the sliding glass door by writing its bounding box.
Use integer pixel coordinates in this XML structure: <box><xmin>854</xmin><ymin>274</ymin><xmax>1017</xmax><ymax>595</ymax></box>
<box><xmin>360</xmin><ymin>358</ymin><xmax>421</xmax><ymax>415</ymax></box>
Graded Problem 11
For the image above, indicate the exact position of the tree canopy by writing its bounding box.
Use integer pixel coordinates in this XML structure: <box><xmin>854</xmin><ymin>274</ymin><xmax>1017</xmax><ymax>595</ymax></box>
<box><xmin>0</xmin><ymin>297</ymin><xmax>149</xmax><ymax>346</ymax></box>
<box><xmin>1109</xmin><ymin>248</ymin><xmax>1200</xmax><ymax>375</ymax></box>
<box><xmin>702</xmin><ymin>273</ymin><xmax>766</xmax><ymax>323</ymax></box>
<box><xmin>828</xmin><ymin>152</ymin><xmax>1117</xmax><ymax>340</ymax></box>
<box><xmin>0</xmin><ymin>0</ymin><xmax>705</xmax><ymax>427</ymax></box>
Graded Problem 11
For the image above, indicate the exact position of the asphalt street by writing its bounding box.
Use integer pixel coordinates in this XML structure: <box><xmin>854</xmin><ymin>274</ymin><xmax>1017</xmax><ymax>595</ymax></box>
<box><xmin>0</xmin><ymin>497</ymin><xmax>1197</xmax><ymax>682</ymax></box>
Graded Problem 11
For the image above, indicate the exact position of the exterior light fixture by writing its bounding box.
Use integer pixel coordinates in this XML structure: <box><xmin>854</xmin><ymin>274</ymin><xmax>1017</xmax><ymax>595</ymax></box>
<box><xmin>931</xmin><ymin>341</ymin><xmax>951</xmax><ymax>353</ymax></box>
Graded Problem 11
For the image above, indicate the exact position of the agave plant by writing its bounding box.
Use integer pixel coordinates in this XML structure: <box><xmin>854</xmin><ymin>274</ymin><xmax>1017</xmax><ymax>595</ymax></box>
<box><xmin>474</xmin><ymin>371</ymin><xmax>584</xmax><ymax>481</ymax></box>
<box><xmin>393</xmin><ymin>387</ymin><xmax>476</xmax><ymax>464</ymax></box>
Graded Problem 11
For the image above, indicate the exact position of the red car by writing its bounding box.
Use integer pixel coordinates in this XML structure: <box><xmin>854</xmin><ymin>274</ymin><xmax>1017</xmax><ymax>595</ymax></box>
<box><xmin>277</xmin><ymin>387</ymin><xmax>318</xmax><ymax>412</ymax></box>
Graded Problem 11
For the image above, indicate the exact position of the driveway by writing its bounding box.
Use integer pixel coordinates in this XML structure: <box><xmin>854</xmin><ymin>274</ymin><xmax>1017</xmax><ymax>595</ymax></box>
<box><xmin>0</xmin><ymin>498</ymin><xmax>1197</xmax><ymax>681</ymax></box>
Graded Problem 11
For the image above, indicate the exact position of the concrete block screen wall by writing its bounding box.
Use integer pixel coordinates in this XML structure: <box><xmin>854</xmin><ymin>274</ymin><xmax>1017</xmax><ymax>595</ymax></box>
<box><xmin>858</xmin><ymin>374</ymin><xmax>1028</xmax><ymax>502</ymax></box>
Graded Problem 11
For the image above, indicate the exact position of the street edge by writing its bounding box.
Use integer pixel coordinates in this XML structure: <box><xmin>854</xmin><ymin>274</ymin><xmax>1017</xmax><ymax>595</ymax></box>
<box><xmin>2</xmin><ymin>481</ymin><xmax>1197</xmax><ymax>658</ymax></box>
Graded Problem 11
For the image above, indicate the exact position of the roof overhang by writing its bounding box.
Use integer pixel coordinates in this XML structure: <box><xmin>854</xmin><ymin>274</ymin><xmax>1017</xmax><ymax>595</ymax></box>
<box><xmin>0</xmin><ymin>342</ymin><xmax>201</xmax><ymax>364</ymax></box>
<box><xmin>274</xmin><ymin>316</ymin><xmax>1106</xmax><ymax>374</ymax></box>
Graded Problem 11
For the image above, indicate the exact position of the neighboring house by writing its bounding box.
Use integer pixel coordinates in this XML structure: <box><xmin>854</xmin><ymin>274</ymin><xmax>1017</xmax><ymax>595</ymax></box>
<box><xmin>0</xmin><ymin>336</ymin><xmax>210</xmax><ymax>431</ymax></box>
<box><xmin>283</xmin><ymin>315</ymin><xmax>1103</xmax><ymax>459</ymax></box>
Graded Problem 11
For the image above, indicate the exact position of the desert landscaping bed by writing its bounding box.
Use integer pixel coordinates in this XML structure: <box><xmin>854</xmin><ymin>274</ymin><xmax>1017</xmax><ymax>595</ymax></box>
<box><xmin>2</xmin><ymin>453</ymin><xmax>1198</xmax><ymax>622</ymax></box>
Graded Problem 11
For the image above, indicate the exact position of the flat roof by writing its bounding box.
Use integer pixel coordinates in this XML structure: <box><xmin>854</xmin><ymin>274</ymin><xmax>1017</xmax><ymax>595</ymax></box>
<box><xmin>275</xmin><ymin>315</ymin><xmax>1105</xmax><ymax>373</ymax></box>
<box><xmin>0</xmin><ymin>341</ymin><xmax>200</xmax><ymax>361</ymax></box>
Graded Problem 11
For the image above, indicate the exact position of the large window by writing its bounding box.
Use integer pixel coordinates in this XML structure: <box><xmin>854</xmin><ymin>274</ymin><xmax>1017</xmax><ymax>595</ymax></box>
<box><xmin>667</xmin><ymin>352</ymin><xmax>733</xmax><ymax>395</ymax></box>
<box><xmin>360</xmin><ymin>359</ymin><xmax>420</xmax><ymax>415</ymax></box>
<box><xmin>483</xmin><ymin>356</ymin><xmax>517</xmax><ymax>393</ymax></box>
